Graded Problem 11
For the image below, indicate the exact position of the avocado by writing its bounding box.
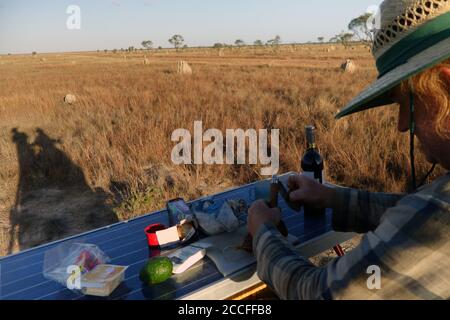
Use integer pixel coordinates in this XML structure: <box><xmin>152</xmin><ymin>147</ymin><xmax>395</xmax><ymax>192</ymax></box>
<box><xmin>139</xmin><ymin>257</ymin><xmax>173</xmax><ymax>285</ymax></box>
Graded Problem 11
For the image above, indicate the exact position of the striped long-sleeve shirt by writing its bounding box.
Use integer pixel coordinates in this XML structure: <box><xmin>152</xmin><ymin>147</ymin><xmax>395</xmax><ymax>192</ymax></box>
<box><xmin>253</xmin><ymin>172</ymin><xmax>450</xmax><ymax>300</ymax></box>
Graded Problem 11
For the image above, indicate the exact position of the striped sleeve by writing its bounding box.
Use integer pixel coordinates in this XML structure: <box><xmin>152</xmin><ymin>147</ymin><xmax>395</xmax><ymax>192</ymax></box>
<box><xmin>254</xmin><ymin>186</ymin><xmax>449</xmax><ymax>300</ymax></box>
<box><xmin>331</xmin><ymin>187</ymin><xmax>405</xmax><ymax>233</ymax></box>
<box><xmin>253</xmin><ymin>223</ymin><xmax>330</xmax><ymax>300</ymax></box>
<box><xmin>326</xmin><ymin>191</ymin><xmax>448</xmax><ymax>300</ymax></box>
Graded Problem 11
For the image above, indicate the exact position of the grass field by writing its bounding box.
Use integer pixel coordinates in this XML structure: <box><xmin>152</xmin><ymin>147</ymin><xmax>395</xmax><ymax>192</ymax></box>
<box><xmin>0</xmin><ymin>43</ymin><xmax>444</xmax><ymax>256</ymax></box>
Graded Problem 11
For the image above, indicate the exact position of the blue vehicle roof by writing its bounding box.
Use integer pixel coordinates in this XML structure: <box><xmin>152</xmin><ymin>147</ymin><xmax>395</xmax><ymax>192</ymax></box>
<box><xmin>0</xmin><ymin>173</ymin><xmax>332</xmax><ymax>300</ymax></box>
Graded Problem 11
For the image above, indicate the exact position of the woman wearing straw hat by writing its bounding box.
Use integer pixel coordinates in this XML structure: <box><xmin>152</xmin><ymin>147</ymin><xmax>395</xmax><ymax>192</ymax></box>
<box><xmin>248</xmin><ymin>0</ymin><xmax>450</xmax><ymax>299</ymax></box>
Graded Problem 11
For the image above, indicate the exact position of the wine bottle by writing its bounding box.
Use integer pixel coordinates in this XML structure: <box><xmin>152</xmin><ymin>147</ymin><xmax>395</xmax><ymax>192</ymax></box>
<box><xmin>301</xmin><ymin>125</ymin><xmax>326</xmax><ymax>216</ymax></box>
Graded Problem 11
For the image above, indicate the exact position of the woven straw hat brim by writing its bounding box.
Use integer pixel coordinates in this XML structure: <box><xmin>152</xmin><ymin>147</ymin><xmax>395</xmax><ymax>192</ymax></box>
<box><xmin>336</xmin><ymin>38</ymin><xmax>450</xmax><ymax>119</ymax></box>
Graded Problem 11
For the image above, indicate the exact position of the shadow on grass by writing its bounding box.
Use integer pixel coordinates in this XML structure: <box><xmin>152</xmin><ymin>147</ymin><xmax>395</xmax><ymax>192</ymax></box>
<box><xmin>8</xmin><ymin>128</ymin><xmax>118</xmax><ymax>254</ymax></box>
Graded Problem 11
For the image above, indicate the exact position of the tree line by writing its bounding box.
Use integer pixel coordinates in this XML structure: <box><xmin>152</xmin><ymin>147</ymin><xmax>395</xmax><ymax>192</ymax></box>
<box><xmin>99</xmin><ymin>11</ymin><xmax>375</xmax><ymax>55</ymax></box>
<box><xmin>138</xmin><ymin>35</ymin><xmax>283</xmax><ymax>52</ymax></box>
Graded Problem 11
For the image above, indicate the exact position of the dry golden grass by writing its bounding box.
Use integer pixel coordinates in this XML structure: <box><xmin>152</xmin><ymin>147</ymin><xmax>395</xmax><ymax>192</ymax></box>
<box><xmin>0</xmin><ymin>44</ymin><xmax>444</xmax><ymax>256</ymax></box>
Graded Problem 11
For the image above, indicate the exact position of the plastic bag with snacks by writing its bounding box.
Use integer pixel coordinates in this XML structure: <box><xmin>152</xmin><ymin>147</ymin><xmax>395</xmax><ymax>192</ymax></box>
<box><xmin>43</xmin><ymin>242</ymin><xmax>110</xmax><ymax>290</ymax></box>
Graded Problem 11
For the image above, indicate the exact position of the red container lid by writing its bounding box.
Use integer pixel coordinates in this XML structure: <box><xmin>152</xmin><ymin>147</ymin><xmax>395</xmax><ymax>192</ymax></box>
<box><xmin>144</xmin><ymin>223</ymin><xmax>167</xmax><ymax>247</ymax></box>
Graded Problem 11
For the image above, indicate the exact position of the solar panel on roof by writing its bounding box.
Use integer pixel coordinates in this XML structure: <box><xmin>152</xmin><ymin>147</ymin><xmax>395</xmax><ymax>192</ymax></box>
<box><xmin>0</xmin><ymin>173</ymin><xmax>333</xmax><ymax>300</ymax></box>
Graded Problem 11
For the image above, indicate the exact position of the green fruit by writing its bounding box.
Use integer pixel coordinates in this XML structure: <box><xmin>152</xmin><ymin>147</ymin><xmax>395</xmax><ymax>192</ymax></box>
<box><xmin>139</xmin><ymin>257</ymin><xmax>173</xmax><ymax>285</ymax></box>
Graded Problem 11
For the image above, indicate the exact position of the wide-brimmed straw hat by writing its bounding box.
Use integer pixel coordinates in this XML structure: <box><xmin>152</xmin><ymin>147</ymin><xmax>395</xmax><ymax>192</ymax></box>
<box><xmin>336</xmin><ymin>0</ymin><xmax>450</xmax><ymax>119</ymax></box>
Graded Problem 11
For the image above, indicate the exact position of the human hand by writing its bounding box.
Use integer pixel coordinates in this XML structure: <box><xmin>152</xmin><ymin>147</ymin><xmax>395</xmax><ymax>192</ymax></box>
<box><xmin>247</xmin><ymin>200</ymin><xmax>281</xmax><ymax>237</ymax></box>
<box><xmin>288</xmin><ymin>174</ymin><xmax>335</xmax><ymax>209</ymax></box>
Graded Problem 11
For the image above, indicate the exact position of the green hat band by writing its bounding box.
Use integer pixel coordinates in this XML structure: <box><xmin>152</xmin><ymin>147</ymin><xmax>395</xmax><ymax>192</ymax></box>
<box><xmin>377</xmin><ymin>11</ymin><xmax>450</xmax><ymax>78</ymax></box>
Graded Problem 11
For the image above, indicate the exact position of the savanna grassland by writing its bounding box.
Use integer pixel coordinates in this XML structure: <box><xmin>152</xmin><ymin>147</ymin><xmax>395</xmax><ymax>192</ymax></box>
<box><xmin>0</xmin><ymin>44</ymin><xmax>444</xmax><ymax>256</ymax></box>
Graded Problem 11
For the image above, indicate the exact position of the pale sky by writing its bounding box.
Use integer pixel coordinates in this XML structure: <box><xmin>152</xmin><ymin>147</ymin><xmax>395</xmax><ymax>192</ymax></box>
<box><xmin>0</xmin><ymin>0</ymin><xmax>383</xmax><ymax>54</ymax></box>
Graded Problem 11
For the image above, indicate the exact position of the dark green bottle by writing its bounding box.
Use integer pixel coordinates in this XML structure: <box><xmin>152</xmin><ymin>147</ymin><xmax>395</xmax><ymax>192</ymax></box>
<box><xmin>301</xmin><ymin>126</ymin><xmax>326</xmax><ymax>216</ymax></box>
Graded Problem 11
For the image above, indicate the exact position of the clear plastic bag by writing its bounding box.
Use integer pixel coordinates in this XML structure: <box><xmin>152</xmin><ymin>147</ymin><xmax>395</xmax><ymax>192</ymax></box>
<box><xmin>43</xmin><ymin>242</ymin><xmax>110</xmax><ymax>290</ymax></box>
<box><xmin>192</xmin><ymin>199</ymin><xmax>247</xmax><ymax>236</ymax></box>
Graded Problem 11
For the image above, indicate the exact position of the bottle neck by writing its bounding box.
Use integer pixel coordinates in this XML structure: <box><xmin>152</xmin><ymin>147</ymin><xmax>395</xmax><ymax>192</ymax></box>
<box><xmin>305</xmin><ymin>126</ymin><xmax>316</xmax><ymax>151</ymax></box>
<box><xmin>306</xmin><ymin>142</ymin><xmax>317</xmax><ymax>150</ymax></box>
